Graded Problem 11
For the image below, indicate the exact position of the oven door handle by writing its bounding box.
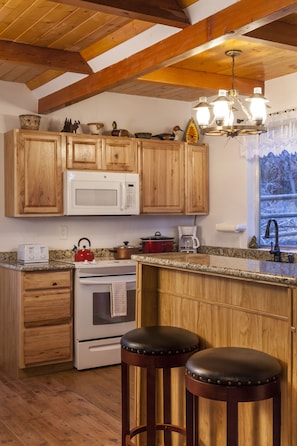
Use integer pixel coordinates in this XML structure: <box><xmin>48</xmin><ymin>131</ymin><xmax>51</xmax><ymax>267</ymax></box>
<box><xmin>79</xmin><ymin>278</ymin><xmax>136</xmax><ymax>285</ymax></box>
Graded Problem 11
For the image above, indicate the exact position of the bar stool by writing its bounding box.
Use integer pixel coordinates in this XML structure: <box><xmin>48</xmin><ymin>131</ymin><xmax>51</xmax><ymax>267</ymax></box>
<box><xmin>185</xmin><ymin>347</ymin><xmax>282</xmax><ymax>446</ymax></box>
<box><xmin>121</xmin><ymin>325</ymin><xmax>200</xmax><ymax>446</ymax></box>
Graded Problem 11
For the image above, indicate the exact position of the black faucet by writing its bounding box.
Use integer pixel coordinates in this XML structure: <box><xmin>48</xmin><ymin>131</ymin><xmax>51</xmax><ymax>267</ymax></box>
<box><xmin>264</xmin><ymin>219</ymin><xmax>281</xmax><ymax>262</ymax></box>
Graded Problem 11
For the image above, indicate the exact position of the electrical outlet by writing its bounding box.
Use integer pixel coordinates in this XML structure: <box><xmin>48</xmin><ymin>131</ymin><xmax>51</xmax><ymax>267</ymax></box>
<box><xmin>59</xmin><ymin>225</ymin><xmax>68</xmax><ymax>240</ymax></box>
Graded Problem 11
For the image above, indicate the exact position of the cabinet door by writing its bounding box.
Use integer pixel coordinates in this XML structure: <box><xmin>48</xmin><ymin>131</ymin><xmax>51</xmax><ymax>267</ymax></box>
<box><xmin>23</xmin><ymin>324</ymin><xmax>73</xmax><ymax>366</ymax></box>
<box><xmin>101</xmin><ymin>137</ymin><xmax>138</xmax><ymax>172</ymax></box>
<box><xmin>5</xmin><ymin>130</ymin><xmax>64</xmax><ymax>216</ymax></box>
<box><xmin>66</xmin><ymin>134</ymin><xmax>102</xmax><ymax>169</ymax></box>
<box><xmin>185</xmin><ymin>143</ymin><xmax>209</xmax><ymax>214</ymax></box>
<box><xmin>140</xmin><ymin>140</ymin><xmax>185</xmax><ymax>214</ymax></box>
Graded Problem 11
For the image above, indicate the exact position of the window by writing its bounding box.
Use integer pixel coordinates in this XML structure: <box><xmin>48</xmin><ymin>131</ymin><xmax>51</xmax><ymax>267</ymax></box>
<box><xmin>259</xmin><ymin>150</ymin><xmax>297</xmax><ymax>247</ymax></box>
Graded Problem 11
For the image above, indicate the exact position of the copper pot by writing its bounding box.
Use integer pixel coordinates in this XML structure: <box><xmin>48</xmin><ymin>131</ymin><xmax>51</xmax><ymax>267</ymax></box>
<box><xmin>111</xmin><ymin>241</ymin><xmax>141</xmax><ymax>259</ymax></box>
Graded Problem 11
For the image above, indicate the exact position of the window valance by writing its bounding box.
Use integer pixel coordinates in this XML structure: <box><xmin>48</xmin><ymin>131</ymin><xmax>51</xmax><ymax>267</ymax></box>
<box><xmin>240</xmin><ymin>108</ymin><xmax>297</xmax><ymax>159</ymax></box>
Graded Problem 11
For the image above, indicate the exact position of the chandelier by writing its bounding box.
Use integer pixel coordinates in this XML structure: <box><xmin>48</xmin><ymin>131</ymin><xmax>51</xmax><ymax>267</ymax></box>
<box><xmin>193</xmin><ymin>50</ymin><xmax>268</xmax><ymax>137</ymax></box>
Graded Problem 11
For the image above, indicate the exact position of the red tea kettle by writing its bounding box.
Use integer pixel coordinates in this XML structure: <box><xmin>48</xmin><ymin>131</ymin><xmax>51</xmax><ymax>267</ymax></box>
<box><xmin>73</xmin><ymin>237</ymin><xmax>94</xmax><ymax>262</ymax></box>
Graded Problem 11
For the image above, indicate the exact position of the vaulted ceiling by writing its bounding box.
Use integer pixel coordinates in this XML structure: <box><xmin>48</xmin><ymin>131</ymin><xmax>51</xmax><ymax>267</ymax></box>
<box><xmin>0</xmin><ymin>0</ymin><xmax>297</xmax><ymax>114</ymax></box>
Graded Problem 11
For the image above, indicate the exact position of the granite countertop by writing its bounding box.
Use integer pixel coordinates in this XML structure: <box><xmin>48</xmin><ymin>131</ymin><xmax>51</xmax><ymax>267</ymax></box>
<box><xmin>0</xmin><ymin>259</ymin><xmax>75</xmax><ymax>272</ymax></box>
<box><xmin>132</xmin><ymin>252</ymin><xmax>297</xmax><ymax>286</ymax></box>
<box><xmin>0</xmin><ymin>248</ymin><xmax>114</xmax><ymax>271</ymax></box>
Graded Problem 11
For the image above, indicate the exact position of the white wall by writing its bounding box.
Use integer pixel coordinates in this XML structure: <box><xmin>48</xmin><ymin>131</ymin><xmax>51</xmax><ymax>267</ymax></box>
<box><xmin>0</xmin><ymin>83</ymin><xmax>194</xmax><ymax>252</ymax></box>
<box><xmin>1</xmin><ymin>73</ymin><xmax>297</xmax><ymax>252</ymax></box>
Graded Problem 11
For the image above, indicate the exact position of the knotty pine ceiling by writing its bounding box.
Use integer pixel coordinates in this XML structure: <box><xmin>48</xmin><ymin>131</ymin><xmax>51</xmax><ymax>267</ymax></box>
<box><xmin>0</xmin><ymin>0</ymin><xmax>297</xmax><ymax>113</ymax></box>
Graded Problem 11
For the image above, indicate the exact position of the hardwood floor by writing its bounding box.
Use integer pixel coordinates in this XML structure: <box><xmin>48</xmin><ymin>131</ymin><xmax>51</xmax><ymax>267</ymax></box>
<box><xmin>0</xmin><ymin>365</ymin><xmax>127</xmax><ymax>445</ymax></box>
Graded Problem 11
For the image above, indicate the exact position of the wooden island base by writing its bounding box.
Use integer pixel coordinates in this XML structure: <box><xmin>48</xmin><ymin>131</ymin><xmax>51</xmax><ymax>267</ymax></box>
<box><xmin>134</xmin><ymin>255</ymin><xmax>297</xmax><ymax>446</ymax></box>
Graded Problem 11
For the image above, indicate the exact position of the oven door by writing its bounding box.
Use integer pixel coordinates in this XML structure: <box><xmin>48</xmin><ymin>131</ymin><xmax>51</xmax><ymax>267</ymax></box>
<box><xmin>75</xmin><ymin>274</ymin><xmax>136</xmax><ymax>341</ymax></box>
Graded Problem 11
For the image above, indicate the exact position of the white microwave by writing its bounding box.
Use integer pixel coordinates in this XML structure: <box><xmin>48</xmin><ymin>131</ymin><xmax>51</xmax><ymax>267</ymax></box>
<box><xmin>64</xmin><ymin>171</ymin><xmax>140</xmax><ymax>215</ymax></box>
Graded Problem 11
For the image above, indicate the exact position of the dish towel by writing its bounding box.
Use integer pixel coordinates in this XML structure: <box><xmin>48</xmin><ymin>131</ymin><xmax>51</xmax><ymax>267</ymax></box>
<box><xmin>110</xmin><ymin>282</ymin><xmax>127</xmax><ymax>317</ymax></box>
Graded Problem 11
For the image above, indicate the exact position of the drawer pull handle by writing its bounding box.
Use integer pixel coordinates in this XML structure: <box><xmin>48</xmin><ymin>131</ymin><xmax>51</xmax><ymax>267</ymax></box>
<box><xmin>52</xmin><ymin>282</ymin><xmax>58</xmax><ymax>286</ymax></box>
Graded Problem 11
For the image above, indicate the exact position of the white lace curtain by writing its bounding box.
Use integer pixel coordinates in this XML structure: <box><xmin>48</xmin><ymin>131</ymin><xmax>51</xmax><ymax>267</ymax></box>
<box><xmin>240</xmin><ymin>108</ymin><xmax>297</xmax><ymax>159</ymax></box>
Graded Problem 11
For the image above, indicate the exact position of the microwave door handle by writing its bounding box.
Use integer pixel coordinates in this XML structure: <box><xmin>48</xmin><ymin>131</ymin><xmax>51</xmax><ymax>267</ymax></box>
<box><xmin>120</xmin><ymin>182</ymin><xmax>126</xmax><ymax>210</ymax></box>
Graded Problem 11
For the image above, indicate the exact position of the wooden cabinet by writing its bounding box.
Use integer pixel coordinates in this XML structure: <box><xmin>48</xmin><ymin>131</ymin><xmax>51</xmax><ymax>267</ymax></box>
<box><xmin>139</xmin><ymin>139</ymin><xmax>208</xmax><ymax>214</ymax></box>
<box><xmin>185</xmin><ymin>143</ymin><xmax>209</xmax><ymax>214</ymax></box>
<box><xmin>4</xmin><ymin>130</ymin><xmax>209</xmax><ymax>217</ymax></box>
<box><xmin>21</xmin><ymin>270</ymin><xmax>73</xmax><ymax>368</ymax></box>
<box><xmin>4</xmin><ymin>129</ymin><xmax>64</xmax><ymax>216</ymax></box>
<box><xmin>0</xmin><ymin>267</ymin><xmax>73</xmax><ymax>377</ymax></box>
<box><xmin>101</xmin><ymin>137</ymin><xmax>138</xmax><ymax>172</ymax></box>
<box><xmin>140</xmin><ymin>139</ymin><xmax>185</xmax><ymax>214</ymax></box>
<box><xmin>66</xmin><ymin>134</ymin><xmax>137</xmax><ymax>172</ymax></box>
<box><xmin>66</xmin><ymin>133</ymin><xmax>102</xmax><ymax>169</ymax></box>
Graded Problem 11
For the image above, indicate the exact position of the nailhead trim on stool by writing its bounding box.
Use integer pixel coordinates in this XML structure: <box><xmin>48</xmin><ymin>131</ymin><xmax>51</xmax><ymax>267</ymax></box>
<box><xmin>121</xmin><ymin>326</ymin><xmax>200</xmax><ymax>446</ymax></box>
<box><xmin>185</xmin><ymin>347</ymin><xmax>282</xmax><ymax>446</ymax></box>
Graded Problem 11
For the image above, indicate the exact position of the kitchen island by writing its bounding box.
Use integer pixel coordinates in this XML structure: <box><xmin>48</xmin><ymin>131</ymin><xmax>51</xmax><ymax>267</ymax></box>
<box><xmin>132</xmin><ymin>252</ymin><xmax>297</xmax><ymax>446</ymax></box>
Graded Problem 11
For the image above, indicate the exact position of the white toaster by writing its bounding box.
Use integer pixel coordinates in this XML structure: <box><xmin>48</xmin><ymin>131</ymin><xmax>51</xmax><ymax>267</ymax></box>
<box><xmin>17</xmin><ymin>244</ymin><xmax>49</xmax><ymax>263</ymax></box>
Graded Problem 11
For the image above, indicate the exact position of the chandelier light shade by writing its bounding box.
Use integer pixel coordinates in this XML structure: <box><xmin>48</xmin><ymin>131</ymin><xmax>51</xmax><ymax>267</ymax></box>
<box><xmin>193</xmin><ymin>50</ymin><xmax>268</xmax><ymax>137</ymax></box>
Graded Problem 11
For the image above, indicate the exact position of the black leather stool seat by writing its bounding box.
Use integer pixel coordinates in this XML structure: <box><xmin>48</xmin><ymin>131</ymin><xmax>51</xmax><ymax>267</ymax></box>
<box><xmin>186</xmin><ymin>347</ymin><xmax>282</xmax><ymax>386</ymax></box>
<box><xmin>121</xmin><ymin>326</ymin><xmax>200</xmax><ymax>446</ymax></box>
<box><xmin>185</xmin><ymin>347</ymin><xmax>282</xmax><ymax>446</ymax></box>
<box><xmin>121</xmin><ymin>325</ymin><xmax>200</xmax><ymax>356</ymax></box>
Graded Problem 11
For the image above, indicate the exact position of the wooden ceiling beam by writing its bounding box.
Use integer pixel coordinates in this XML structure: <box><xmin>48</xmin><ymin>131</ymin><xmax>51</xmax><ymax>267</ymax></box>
<box><xmin>0</xmin><ymin>41</ymin><xmax>93</xmax><ymax>75</ymax></box>
<box><xmin>52</xmin><ymin>0</ymin><xmax>190</xmax><ymax>28</ymax></box>
<box><xmin>245</xmin><ymin>21</ymin><xmax>297</xmax><ymax>48</ymax></box>
<box><xmin>38</xmin><ymin>0</ymin><xmax>297</xmax><ymax>113</ymax></box>
<box><xmin>139</xmin><ymin>67</ymin><xmax>264</xmax><ymax>96</ymax></box>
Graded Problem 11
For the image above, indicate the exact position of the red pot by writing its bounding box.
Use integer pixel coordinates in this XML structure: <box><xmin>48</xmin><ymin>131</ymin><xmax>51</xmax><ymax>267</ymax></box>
<box><xmin>140</xmin><ymin>231</ymin><xmax>175</xmax><ymax>253</ymax></box>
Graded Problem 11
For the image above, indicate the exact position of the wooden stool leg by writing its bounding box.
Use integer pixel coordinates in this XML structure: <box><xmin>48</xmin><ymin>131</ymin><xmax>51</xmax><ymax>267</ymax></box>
<box><xmin>147</xmin><ymin>364</ymin><xmax>157</xmax><ymax>446</ymax></box>
<box><xmin>186</xmin><ymin>389</ymin><xmax>199</xmax><ymax>446</ymax></box>
<box><xmin>163</xmin><ymin>367</ymin><xmax>172</xmax><ymax>446</ymax></box>
<box><xmin>273</xmin><ymin>391</ymin><xmax>281</xmax><ymax>446</ymax></box>
<box><xmin>121</xmin><ymin>361</ymin><xmax>130</xmax><ymax>446</ymax></box>
<box><xmin>227</xmin><ymin>400</ymin><xmax>238</xmax><ymax>446</ymax></box>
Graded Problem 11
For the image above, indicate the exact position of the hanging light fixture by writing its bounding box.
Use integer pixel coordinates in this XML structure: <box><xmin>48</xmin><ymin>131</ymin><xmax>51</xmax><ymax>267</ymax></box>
<box><xmin>193</xmin><ymin>50</ymin><xmax>268</xmax><ymax>137</ymax></box>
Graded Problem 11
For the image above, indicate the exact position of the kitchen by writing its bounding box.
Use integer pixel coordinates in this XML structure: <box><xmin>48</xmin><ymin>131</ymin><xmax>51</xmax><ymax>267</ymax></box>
<box><xmin>1</xmin><ymin>0</ymin><xmax>297</xmax><ymax>445</ymax></box>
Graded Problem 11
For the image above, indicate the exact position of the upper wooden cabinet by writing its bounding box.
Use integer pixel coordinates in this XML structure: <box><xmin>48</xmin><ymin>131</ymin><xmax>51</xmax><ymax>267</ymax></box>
<box><xmin>139</xmin><ymin>139</ymin><xmax>209</xmax><ymax>215</ymax></box>
<box><xmin>4</xmin><ymin>129</ymin><xmax>64</xmax><ymax>217</ymax></box>
<box><xmin>4</xmin><ymin>130</ymin><xmax>209</xmax><ymax>217</ymax></box>
<box><xmin>101</xmin><ymin>137</ymin><xmax>138</xmax><ymax>172</ymax></box>
<box><xmin>66</xmin><ymin>134</ymin><xmax>102</xmax><ymax>170</ymax></box>
<box><xmin>66</xmin><ymin>134</ymin><xmax>137</xmax><ymax>172</ymax></box>
<box><xmin>140</xmin><ymin>139</ymin><xmax>185</xmax><ymax>214</ymax></box>
<box><xmin>185</xmin><ymin>143</ymin><xmax>209</xmax><ymax>214</ymax></box>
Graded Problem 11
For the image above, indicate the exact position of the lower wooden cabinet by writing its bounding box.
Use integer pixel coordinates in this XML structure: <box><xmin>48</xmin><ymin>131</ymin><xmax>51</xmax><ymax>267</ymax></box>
<box><xmin>0</xmin><ymin>267</ymin><xmax>73</xmax><ymax>377</ymax></box>
<box><xmin>21</xmin><ymin>270</ymin><xmax>73</xmax><ymax>368</ymax></box>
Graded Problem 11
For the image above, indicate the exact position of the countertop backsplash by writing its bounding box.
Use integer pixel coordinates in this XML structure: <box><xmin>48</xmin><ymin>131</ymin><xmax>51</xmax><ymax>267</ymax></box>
<box><xmin>1</xmin><ymin>246</ymin><xmax>296</xmax><ymax>265</ymax></box>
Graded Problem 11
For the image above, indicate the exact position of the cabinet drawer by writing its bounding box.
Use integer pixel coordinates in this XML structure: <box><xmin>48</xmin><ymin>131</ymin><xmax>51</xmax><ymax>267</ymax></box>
<box><xmin>23</xmin><ymin>270</ymin><xmax>72</xmax><ymax>290</ymax></box>
<box><xmin>24</xmin><ymin>289</ymin><xmax>72</xmax><ymax>325</ymax></box>
<box><xmin>23</xmin><ymin>323</ymin><xmax>73</xmax><ymax>366</ymax></box>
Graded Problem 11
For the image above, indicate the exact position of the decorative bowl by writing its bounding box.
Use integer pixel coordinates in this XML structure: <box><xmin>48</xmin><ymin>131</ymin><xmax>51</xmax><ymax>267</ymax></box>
<box><xmin>134</xmin><ymin>132</ymin><xmax>152</xmax><ymax>139</ymax></box>
<box><xmin>19</xmin><ymin>114</ymin><xmax>41</xmax><ymax>130</ymax></box>
<box><xmin>87</xmin><ymin>122</ymin><xmax>104</xmax><ymax>135</ymax></box>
